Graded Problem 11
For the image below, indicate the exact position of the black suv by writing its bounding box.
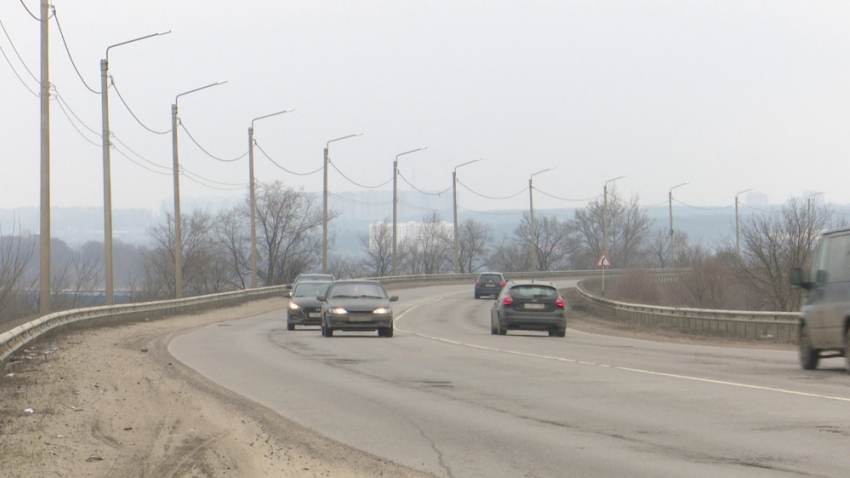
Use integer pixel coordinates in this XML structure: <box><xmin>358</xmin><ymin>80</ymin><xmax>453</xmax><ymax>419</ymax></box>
<box><xmin>490</xmin><ymin>281</ymin><xmax>566</xmax><ymax>337</ymax></box>
<box><xmin>475</xmin><ymin>272</ymin><xmax>506</xmax><ymax>299</ymax></box>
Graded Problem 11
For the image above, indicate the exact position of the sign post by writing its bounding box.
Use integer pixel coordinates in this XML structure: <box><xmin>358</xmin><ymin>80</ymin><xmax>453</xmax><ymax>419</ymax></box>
<box><xmin>597</xmin><ymin>253</ymin><xmax>612</xmax><ymax>295</ymax></box>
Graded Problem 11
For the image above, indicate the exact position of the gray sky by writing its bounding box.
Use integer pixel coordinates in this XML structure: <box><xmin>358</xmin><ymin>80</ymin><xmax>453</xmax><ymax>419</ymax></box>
<box><xmin>2</xmin><ymin>1</ymin><xmax>849</xmax><ymax>217</ymax></box>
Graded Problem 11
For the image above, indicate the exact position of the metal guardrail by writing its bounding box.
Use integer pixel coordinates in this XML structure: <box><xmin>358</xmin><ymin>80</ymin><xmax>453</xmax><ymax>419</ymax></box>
<box><xmin>1</xmin><ymin>286</ymin><xmax>288</xmax><ymax>362</ymax></box>
<box><xmin>575</xmin><ymin>278</ymin><xmax>800</xmax><ymax>342</ymax></box>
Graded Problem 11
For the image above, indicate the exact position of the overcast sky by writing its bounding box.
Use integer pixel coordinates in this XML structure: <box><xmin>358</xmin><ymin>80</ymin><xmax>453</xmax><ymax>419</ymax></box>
<box><xmin>2</xmin><ymin>1</ymin><xmax>849</xmax><ymax>218</ymax></box>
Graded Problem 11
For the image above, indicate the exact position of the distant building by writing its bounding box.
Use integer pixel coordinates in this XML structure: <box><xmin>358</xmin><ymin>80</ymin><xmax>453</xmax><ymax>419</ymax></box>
<box><xmin>746</xmin><ymin>191</ymin><xmax>768</xmax><ymax>207</ymax></box>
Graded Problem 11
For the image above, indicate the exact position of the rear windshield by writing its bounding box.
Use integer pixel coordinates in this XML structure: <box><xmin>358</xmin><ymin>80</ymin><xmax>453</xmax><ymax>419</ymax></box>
<box><xmin>292</xmin><ymin>282</ymin><xmax>330</xmax><ymax>297</ymax></box>
<box><xmin>298</xmin><ymin>274</ymin><xmax>333</xmax><ymax>281</ymax></box>
<box><xmin>479</xmin><ymin>274</ymin><xmax>503</xmax><ymax>282</ymax></box>
<box><xmin>329</xmin><ymin>282</ymin><xmax>387</xmax><ymax>299</ymax></box>
<box><xmin>509</xmin><ymin>285</ymin><xmax>557</xmax><ymax>299</ymax></box>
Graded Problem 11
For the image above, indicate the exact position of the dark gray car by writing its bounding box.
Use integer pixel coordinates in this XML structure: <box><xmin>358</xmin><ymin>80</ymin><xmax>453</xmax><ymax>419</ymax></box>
<box><xmin>318</xmin><ymin>280</ymin><xmax>398</xmax><ymax>337</ymax></box>
<box><xmin>287</xmin><ymin>281</ymin><xmax>331</xmax><ymax>330</ymax></box>
<box><xmin>490</xmin><ymin>281</ymin><xmax>566</xmax><ymax>337</ymax></box>
<box><xmin>475</xmin><ymin>272</ymin><xmax>506</xmax><ymax>299</ymax></box>
<box><xmin>791</xmin><ymin>226</ymin><xmax>850</xmax><ymax>371</ymax></box>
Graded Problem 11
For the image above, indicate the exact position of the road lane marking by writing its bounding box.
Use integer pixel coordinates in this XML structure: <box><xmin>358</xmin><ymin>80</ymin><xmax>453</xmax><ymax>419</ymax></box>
<box><xmin>395</xmin><ymin>303</ymin><xmax>850</xmax><ymax>404</ymax></box>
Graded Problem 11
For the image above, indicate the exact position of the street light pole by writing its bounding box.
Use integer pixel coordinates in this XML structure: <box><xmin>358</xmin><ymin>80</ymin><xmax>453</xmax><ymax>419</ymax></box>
<box><xmin>452</xmin><ymin>158</ymin><xmax>482</xmax><ymax>273</ymax></box>
<box><xmin>735</xmin><ymin>188</ymin><xmax>753</xmax><ymax>259</ymax></box>
<box><xmin>529</xmin><ymin>167</ymin><xmax>555</xmax><ymax>272</ymax></box>
<box><xmin>101</xmin><ymin>31</ymin><xmax>169</xmax><ymax>305</ymax></box>
<box><xmin>392</xmin><ymin>147</ymin><xmax>427</xmax><ymax>275</ymax></box>
<box><xmin>39</xmin><ymin>0</ymin><xmax>50</xmax><ymax>314</ymax></box>
<box><xmin>603</xmin><ymin>175</ymin><xmax>626</xmax><ymax>260</ymax></box>
<box><xmin>323</xmin><ymin>133</ymin><xmax>363</xmax><ymax>274</ymax></box>
<box><xmin>249</xmin><ymin>109</ymin><xmax>294</xmax><ymax>288</ymax></box>
<box><xmin>668</xmin><ymin>182</ymin><xmax>689</xmax><ymax>267</ymax></box>
<box><xmin>172</xmin><ymin>80</ymin><xmax>227</xmax><ymax>299</ymax></box>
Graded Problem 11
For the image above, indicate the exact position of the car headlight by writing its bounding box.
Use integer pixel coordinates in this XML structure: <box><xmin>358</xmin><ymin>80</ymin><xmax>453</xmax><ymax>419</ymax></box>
<box><xmin>373</xmin><ymin>307</ymin><xmax>391</xmax><ymax>315</ymax></box>
<box><xmin>328</xmin><ymin>307</ymin><xmax>348</xmax><ymax>315</ymax></box>
<box><xmin>289</xmin><ymin>302</ymin><xmax>301</xmax><ymax>310</ymax></box>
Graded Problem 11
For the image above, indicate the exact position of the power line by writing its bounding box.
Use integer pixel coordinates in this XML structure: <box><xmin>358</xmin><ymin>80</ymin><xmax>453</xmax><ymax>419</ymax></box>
<box><xmin>532</xmin><ymin>186</ymin><xmax>599</xmax><ymax>202</ymax></box>
<box><xmin>112</xmin><ymin>146</ymin><xmax>171</xmax><ymax>176</ymax></box>
<box><xmin>673</xmin><ymin>198</ymin><xmax>732</xmax><ymax>210</ymax></box>
<box><xmin>181</xmin><ymin>167</ymin><xmax>247</xmax><ymax>188</ymax></box>
<box><xmin>329</xmin><ymin>160</ymin><xmax>392</xmax><ymax>189</ymax></box>
<box><xmin>54</xmin><ymin>94</ymin><xmax>100</xmax><ymax>146</ymax></box>
<box><xmin>329</xmin><ymin>192</ymin><xmax>393</xmax><ymax>206</ymax></box>
<box><xmin>52</xmin><ymin>87</ymin><xmax>99</xmax><ymax>135</ymax></box>
<box><xmin>0</xmin><ymin>41</ymin><xmax>39</xmax><ymax>97</ymax></box>
<box><xmin>178</xmin><ymin>120</ymin><xmax>247</xmax><ymax>162</ymax></box>
<box><xmin>0</xmin><ymin>16</ymin><xmax>39</xmax><ymax>83</ymax></box>
<box><xmin>19</xmin><ymin>0</ymin><xmax>41</xmax><ymax>20</ymax></box>
<box><xmin>456</xmin><ymin>178</ymin><xmax>526</xmax><ymax>200</ymax></box>
<box><xmin>110</xmin><ymin>75</ymin><xmax>171</xmax><ymax>134</ymax></box>
<box><xmin>397</xmin><ymin>171</ymin><xmax>452</xmax><ymax>196</ymax></box>
<box><xmin>51</xmin><ymin>7</ymin><xmax>100</xmax><ymax>94</ymax></box>
<box><xmin>254</xmin><ymin>140</ymin><xmax>323</xmax><ymax>176</ymax></box>
<box><xmin>398</xmin><ymin>197</ymin><xmax>452</xmax><ymax>213</ymax></box>
<box><xmin>181</xmin><ymin>171</ymin><xmax>246</xmax><ymax>191</ymax></box>
<box><xmin>110</xmin><ymin>134</ymin><xmax>171</xmax><ymax>172</ymax></box>
<box><xmin>458</xmin><ymin>206</ymin><xmax>525</xmax><ymax>216</ymax></box>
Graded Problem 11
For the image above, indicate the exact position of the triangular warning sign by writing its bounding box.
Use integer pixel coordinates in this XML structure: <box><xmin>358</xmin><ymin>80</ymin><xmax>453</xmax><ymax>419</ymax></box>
<box><xmin>596</xmin><ymin>253</ymin><xmax>612</xmax><ymax>268</ymax></box>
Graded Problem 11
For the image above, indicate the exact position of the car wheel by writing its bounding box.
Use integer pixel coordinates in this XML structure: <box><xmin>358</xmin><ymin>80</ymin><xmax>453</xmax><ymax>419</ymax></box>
<box><xmin>799</xmin><ymin>323</ymin><xmax>820</xmax><ymax>370</ymax></box>
<box><xmin>379</xmin><ymin>325</ymin><xmax>394</xmax><ymax>338</ymax></box>
<box><xmin>287</xmin><ymin>321</ymin><xmax>295</xmax><ymax>331</ymax></box>
<box><xmin>326</xmin><ymin>326</ymin><xmax>334</xmax><ymax>337</ymax></box>
<box><xmin>549</xmin><ymin>328</ymin><xmax>566</xmax><ymax>338</ymax></box>
<box><xmin>490</xmin><ymin>318</ymin><xmax>497</xmax><ymax>335</ymax></box>
<box><xmin>498</xmin><ymin>320</ymin><xmax>507</xmax><ymax>336</ymax></box>
<box><xmin>474</xmin><ymin>293</ymin><xmax>479</xmax><ymax>299</ymax></box>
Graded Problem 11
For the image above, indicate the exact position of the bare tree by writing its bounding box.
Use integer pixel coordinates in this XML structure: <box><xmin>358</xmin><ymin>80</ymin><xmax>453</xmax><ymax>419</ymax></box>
<box><xmin>731</xmin><ymin>198</ymin><xmax>831</xmax><ymax>311</ymax></box>
<box><xmin>417</xmin><ymin>212</ymin><xmax>452</xmax><ymax>275</ymax></box>
<box><xmin>213</xmin><ymin>207</ymin><xmax>251</xmax><ymax>289</ymax></box>
<box><xmin>510</xmin><ymin>212</ymin><xmax>571</xmax><ymax>271</ymax></box>
<box><xmin>360</xmin><ymin>220</ymin><xmax>394</xmax><ymax>277</ymax></box>
<box><xmin>648</xmin><ymin>227</ymin><xmax>671</xmax><ymax>268</ymax></box>
<box><xmin>0</xmin><ymin>223</ymin><xmax>37</xmax><ymax>322</ymax></box>
<box><xmin>457</xmin><ymin>218</ymin><xmax>493</xmax><ymax>273</ymax></box>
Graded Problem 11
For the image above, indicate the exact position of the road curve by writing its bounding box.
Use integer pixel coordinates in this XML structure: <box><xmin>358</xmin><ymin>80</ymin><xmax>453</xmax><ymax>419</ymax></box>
<box><xmin>170</xmin><ymin>282</ymin><xmax>850</xmax><ymax>478</ymax></box>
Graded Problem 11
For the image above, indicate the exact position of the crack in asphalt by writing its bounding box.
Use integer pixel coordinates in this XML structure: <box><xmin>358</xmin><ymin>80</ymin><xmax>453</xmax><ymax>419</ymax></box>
<box><xmin>411</xmin><ymin>421</ymin><xmax>455</xmax><ymax>478</ymax></box>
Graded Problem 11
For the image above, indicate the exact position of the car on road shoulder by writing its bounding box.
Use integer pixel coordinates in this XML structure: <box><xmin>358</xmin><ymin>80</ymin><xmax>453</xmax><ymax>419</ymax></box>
<box><xmin>318</xmin><ymin>280</ymin><xmax>398</xmax><ymax>337</ymax></box>
<box><xmin>287</xmin><ymin>281</ymin><xmax>331</xmax><ymax>330</ymax></box>
<box><xmin>475</xmin><ymin>272</ymin><xmax>506</xmax><ymax>299</ymax></box>
<box><xmin>490</xmin><ymin>280</ymin><xmax>566</xmax><ymax>337</ymax></box>
<box><xmin>791</xmin><ymin>226</ymin><xmax>850</xmax><ymax>371</ymax></box>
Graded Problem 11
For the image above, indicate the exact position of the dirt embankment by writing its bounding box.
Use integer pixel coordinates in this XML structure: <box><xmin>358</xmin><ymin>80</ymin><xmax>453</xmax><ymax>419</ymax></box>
<box><xmin>0</xmin><ymin>298</ymin><xmax>437</xmax><ymax>478</ymax></box>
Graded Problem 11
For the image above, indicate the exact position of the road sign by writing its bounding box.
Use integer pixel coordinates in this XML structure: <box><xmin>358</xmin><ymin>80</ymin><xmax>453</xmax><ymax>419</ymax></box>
<box><xmin>596</xmin><ymin>253</ymin><xmax>612</xmax><ymax>268</ymax></box>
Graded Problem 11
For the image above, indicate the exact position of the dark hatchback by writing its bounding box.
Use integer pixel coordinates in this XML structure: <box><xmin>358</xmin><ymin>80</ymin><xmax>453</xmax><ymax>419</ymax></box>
<box><xmin>490</xmin><ymin>281</ymin><xmax>566</xmax><ymax>337</ymax></box>
<box><xmin>287</xmin><ymin>281</ymin><xmax>331</xmax><ymax>330</ymax></box>
<box><xmin>475</xmin><ymin>272</ymin><xmax>506</xmax><ymax>299</ymax></box>
<box><xmin>319</xmin><ymin>280</ymin><xmax>398</xmax><ymax>337</ymax></box>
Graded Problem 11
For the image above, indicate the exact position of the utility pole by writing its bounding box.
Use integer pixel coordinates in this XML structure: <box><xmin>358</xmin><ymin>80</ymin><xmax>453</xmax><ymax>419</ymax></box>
<box><xmin>735</xmin><ymin>188</ymin><xmax>753</xmax><ymax>259</ymax></box>
<box><xmin>603</xmin><ymin>175</ymin><xmax>625</xmax><ymax>260</ymax></box>
<box><xmin>452</xmin><ymin>158</ymin><xmax>482</xmax><ymax>273</ymax></box>
<box><xmin>392</xmin><ymin>147</ymin><xmax>426</xmax><ymax>275</ymax></box>
<box><xmin>528</xmin><ymin>167</ymin><xmax>554</xmax><ymax>272</ymax></box>
<box><xmin>668</xmin><ymin>182</ymin><xmax>688</xmax><ymax>267</ymax></box>
<box><xmin>39</xmin><ymin>0</ymin><xmax>51</xmax><ymax>314</ymax></box>
<box><xmin>322</xmin><ymin>133</ymin><xmax>362</xmax><ymax>273</ymax></box>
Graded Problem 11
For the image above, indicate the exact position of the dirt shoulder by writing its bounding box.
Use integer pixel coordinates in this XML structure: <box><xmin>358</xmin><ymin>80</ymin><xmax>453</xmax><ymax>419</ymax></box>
<box><xmin>0</xmin><ymin>298</ymin><xmax>437</xmax><ymax>478</ymax></box>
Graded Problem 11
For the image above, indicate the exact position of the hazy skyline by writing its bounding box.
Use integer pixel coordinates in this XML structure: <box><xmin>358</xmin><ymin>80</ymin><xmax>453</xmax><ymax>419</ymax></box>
<box><xmin>2</xmin><ymin>1</ymin><xmax>849</xmax><ymax>219</ymax></box>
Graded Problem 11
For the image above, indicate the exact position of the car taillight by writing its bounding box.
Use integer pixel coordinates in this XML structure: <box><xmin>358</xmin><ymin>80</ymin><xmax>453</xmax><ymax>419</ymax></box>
<box><xmin>556</xmin><ymin>296</ymin><xmax>565</xmax><ymax>308</ymax></box>
<box><xmin>500</xmin><ymin>281</ymin><xmax>505</xmax><ymax>286</ymax></box>
<box><xmin>503</xmin><ymin>294</ymin><xmax>513</xmax><ymax>306</ymax></box>
<box><xmin>476</xmin><ymin>281</ymin><xmax>481</xmax><ymax>286</ymax></box>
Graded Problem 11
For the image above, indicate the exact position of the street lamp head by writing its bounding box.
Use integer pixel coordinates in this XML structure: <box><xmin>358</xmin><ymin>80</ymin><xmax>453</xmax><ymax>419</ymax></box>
<box><xmin>454</xmin><ymin>158</ymin><xmax>483</xmax><ymax>172</ymax></box>
<box><xmin>396</xmin><ymin>147</ymin><xmax>427</xmax><ymax>161</ymax></box>
<box><xmin>252</xmin><ymin>108</ymin><xmax>295</xmax><ymax>129</ymax></box>
<box><xmin>327</xmin><ymin>133</ymin><xmax>364</xmax><ymax>147</ymax></box>
<box><xmin>735</xmin><ymin>188</ymin><xmax>754</xmax><ymax>198</ymax></box>
<box><xmin>106</xmin><ymin>30</ymin><xmax>172</xmax><ymax>60</ymax></box>
<box><xmin>531</xmin><ymin>166</ymin><xmax>555</xmax><ymax>179</ymax></box>
<box><xmin>605</xmin><ymin>175</ymin><xmax>626</xmax><ymax>186</ymax></box>
<box><xmin>670</xmin><ymin>182</ymin><xmax>689</xmax><ymax>193</ymax></box>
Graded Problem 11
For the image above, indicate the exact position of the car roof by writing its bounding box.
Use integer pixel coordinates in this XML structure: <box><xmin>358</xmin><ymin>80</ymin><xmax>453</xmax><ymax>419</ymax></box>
<box><xmin>477</xmin><ymin>272</ymin><xmax>504</xmax><ymax>276</ymax></box>
<box><xmin>506</xmin><ymin>280</ymin><xmax>556</xmax><ymax>287</ymax></box>
<box><xmin>330</xmin><ymin>279</ymin><xmax>382</xmax><ymax>285</ymax></box>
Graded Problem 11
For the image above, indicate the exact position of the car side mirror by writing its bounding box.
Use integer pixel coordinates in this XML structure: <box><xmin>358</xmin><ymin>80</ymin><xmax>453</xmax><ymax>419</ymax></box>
<box><xmin>815</xmin><ymin>269</ymin><xmax>827</xmax><ymax>285</ymax></box>
<box><xmin>284</xmin><ymin>284</ymin><xmax>293</xmax><ymax>290</ymax></box>
<box><xmin>389</xmin><ymin>296</ymin><xmax>399</xmax><ymax>302</ymax></box>
<box><xmin>317</xmin><ymin>295</ymin><xmax>327</xmax><ymax>302</ymax></box>
<box><xmin>284</xmin><ymin>291</ymin><xmax>292</xmax><ymax>298</ymax></box>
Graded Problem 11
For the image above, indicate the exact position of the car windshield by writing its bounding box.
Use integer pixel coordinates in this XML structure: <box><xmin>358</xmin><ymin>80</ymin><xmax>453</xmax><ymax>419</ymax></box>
<box><xmin>329</xmin><ymin>283</ymin><xmax>386</xmax><ymax>299</ymax></box>
<box><xmin>292</xmin><ymin>283</ymin><xmax>330</xmax><ymax>298</ymax></box>
<box><xmin>479</xmin><ymin>274</ymin><xmax>502</xmax><ymax>282</ymax></box>
<box><xmin>509</xmin><ymin>285</ymin><xmax>557</xmax><ymax>299</ymax></box>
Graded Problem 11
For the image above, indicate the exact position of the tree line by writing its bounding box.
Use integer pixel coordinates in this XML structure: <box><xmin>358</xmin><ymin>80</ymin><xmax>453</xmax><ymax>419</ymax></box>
<box><xmin>0</xmin><ymin>181</ymin><xmax>835</xmax><ymax>325</ymax></box>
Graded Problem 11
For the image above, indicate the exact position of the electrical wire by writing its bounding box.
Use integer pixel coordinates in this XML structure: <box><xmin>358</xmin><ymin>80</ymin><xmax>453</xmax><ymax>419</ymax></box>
<box><xmin>398</xmin><ymin>197</ymin><xmax>452</xmax><ymax>213</ymax></box>
<box><xmin>532</xmin><ymin>186</ymin><xmax>600</xmax><ymax>202</ymax></box>
<box><xmin>181</xmin><ymin>167</ymin><xmax>247</xmax><ymax>188</ymax></box>
<box><xmin>0</xmin><ymin>16</ymin><xmax>39</xmax><ymax>83</ymax></box>
<box><xmin>112</xmin><ymin>146</ymin><xmax>172</xmax><ymax>176</ymax></box>
<box><xmin>51</xmin><ymin>7</ymin><xmax>100</xmax><ymax>94</ymax></box>
<box><xmin>181</xmin><ymin>171</ymin><xmax>246</xmax><ymax>191</ymax></box>
<box><xmin>19</xmin><ymin>0</ymin><xmax>41</xmax><ymax>20</ymax></box>
<box><xmin>397</xmin><ymin>171</ymin><xmax>452</xmax><ymax>196</ymax></box>
<box><xmin>673</xmin><ymin>198</ymin><xmax>732</xmax><ymax>210</ymax></box>
<box><xmin>329</xmin><ymin>161</ymin><xmax>393</xmax><ymax>189</ymax></box>
<box><xmin>54</xmin><ymin>94</ymin><xmax>101</xmax><ymax>146</ymax></box>
<box><xmin>458</xmin><ymin>206</ymin><xmax>525</xmax><ymax>216</ymax></box>
<box><xmin>456</xmin><ymin>178</ymin><xmax>526</xmax><ymax>200</ymax></box>
<box><xmin>254</xmin><ymin>140</ymin><xmax>323</xmax><ymax>176</ymax></box>
<box><xmin>52</xmin><ymin>87</ymin><xmax>100</xmax><ymax>135</ymax></box>
<box><xmin>110</xmin><ymin>134</ymin><xmax>171</xmax><ymax>172</ymax></box>
<box><xmin>110</xmin><ymin>76</ymin><xmax>171</xmax><ymax>135</ymax></box>
<box><xmin>178</xmin><ymin>120</ymin><xmax>247</xmax><ymax>162</ymax></box>
<box><xmin>741</xmin><ymin>204</ymin><xmax>772</xmax><ymax>212</ymax></box>
<box><xmin>0</xmin><ymin>41</ymin><xmax>39</xmax><ymax>97</ymax></box>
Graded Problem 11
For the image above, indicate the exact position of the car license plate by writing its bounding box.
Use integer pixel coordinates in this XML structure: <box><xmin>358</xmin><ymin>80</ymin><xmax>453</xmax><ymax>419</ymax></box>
<box><xmin>525</xmin><ymin>303</ymin><xmax>545</xmax><ymax>310</ymax></box>
<box><xmin>308</xmin><ymin>312</ymin><xmax>321</xmax><ymax>318</ymax></box>
<box><xmin>349</xmin><ymin>316</ymin><xmax>371</xmax><ymax>322</ymax></box>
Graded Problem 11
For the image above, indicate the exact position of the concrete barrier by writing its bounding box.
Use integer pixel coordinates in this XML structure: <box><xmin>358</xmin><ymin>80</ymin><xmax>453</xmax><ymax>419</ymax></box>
<box><xmin>575</xmin><ymin>278</ymin><xmax>800</xmax><ymax>343</ymax></box>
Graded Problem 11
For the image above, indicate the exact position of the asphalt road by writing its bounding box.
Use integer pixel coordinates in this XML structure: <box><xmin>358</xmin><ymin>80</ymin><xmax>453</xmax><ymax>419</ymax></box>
<box><xmin>170</xmin><ymin>282</ymin><xmax>850</xmax><ymax>478</ymax></box>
